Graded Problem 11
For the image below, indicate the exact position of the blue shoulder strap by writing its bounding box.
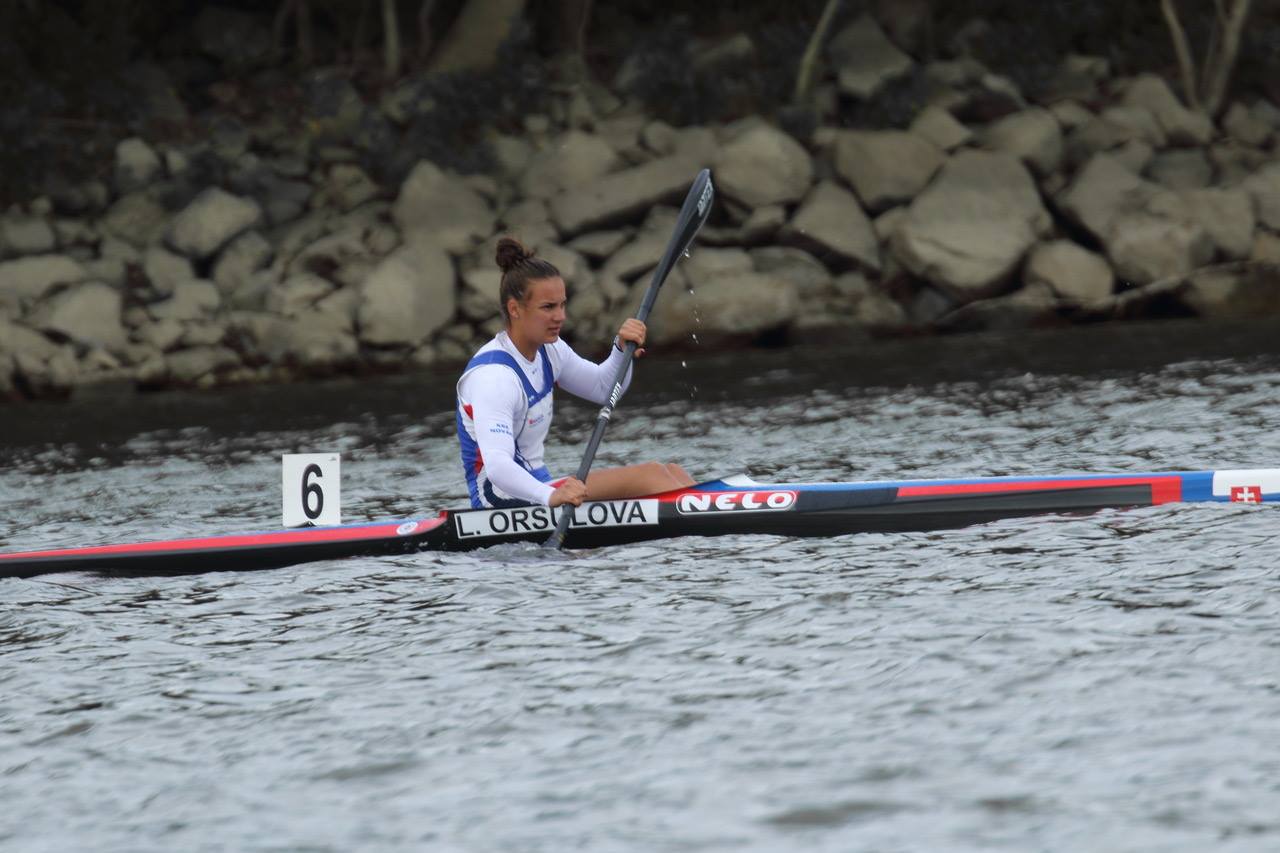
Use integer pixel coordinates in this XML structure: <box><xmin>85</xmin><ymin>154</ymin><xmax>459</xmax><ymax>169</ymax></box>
<box><xmin>464</xmin><ymin>346</ymin><xmax>554</xmax><ymax>406</ymax></box>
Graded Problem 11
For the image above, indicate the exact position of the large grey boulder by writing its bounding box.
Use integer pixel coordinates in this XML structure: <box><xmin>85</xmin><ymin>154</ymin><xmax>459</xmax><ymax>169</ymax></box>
<box><xmin>501</xmin><ymin>198</ymin><xmax>553</xmax><ymax>232</ymax></box>
<box><xmin>1222</xmin><ymin>102</ymin><xmax>1272</xmax><ymax>147</ymax></box>
<box><xmin>281</xmin><ymin>314</ymin><xmax>360</xmax><ymax>371</ymax></box>
<box><xmin>100</xmin><ymin>191</ymin><xmax>169</xmax><ymax>247</ymax></box>
<box><xmin>142</xmin><ymin>246</ymin><xmax>195</xmax><ymax>296</ymax></box>
<box><xmin>213</xmin><ymin>230</ymin><xmax>274</xmax><ymax>295</ymax></box>
<box><xmin>828</xmin><ymin>13</ymin><xmax>914</xmax><ymax>99</ymax></box>
<box><xmin>167</xmin><ymin>188</ymin><xmax>262</xmax><ymax>259</ymax></box>
<box><xmin>11</xmin><ymin>342</ymin><xmax>78</xmax><ymax>397</ymax></box>
<box><xmin>1175</xmin><ymin>262</ymin><xmax>1280</xmax><ymax>319</ymax></box>
<box><xmin>817</xmin><ymin>272</ymin><xmax>909</xmax><ymax>333</ymax></box>
<box><xmin>0</xmin><ymin>319</ymin><xmax>59</xmax><ymax>364</ymax></box>
<box><xmin>550</xmin><ymin>153</ymin><xmax>704</xmax><ymax>236</ymax></box>
<box><xmin>713</xmin><ymin>125</ymin><xmax>813</xmax><ymax>208</ymax></box>
<box><xmin>392</xmin><ymin>161</ymin><xmax>494</xmax><ymax>254</ymax></box>
<box><xmin>684</xmin><ymin>247</ymin><xmax>754</xmax><ymax>283</ymax></box>
<box><xmin>149</xmin><ymin>280</ymin><xmax>222</xmax><ymax>322</ymax></box>
<box><xmin>283</xmin><ymin>226</ymin><xmax>373</xmax><ymax>280</ymax></box>
<box><xmin>30</xmin><ymin>282</ymin><xmax>129</xmax><ymax>353</ymax></box>
<box><xmin>980</xmin><ymin>107</ymin><xmax>1063</xmax><ymax>177</ymax></box>
<box><xmin>783</xmin><ymin>180</ymin><xmax>881</xmax><ymax>272</ymax></box>
<box><xmin>357</xmin><ymin>238</ymin><xmax>454</xmax><ymax>346</ymax></box>
<box><xmin>114</xmin><ymin>137</ymin><xmax>163</xmax><ymax>192</ymax></box>
<box><xmin>1121</xmin><ymin>74</ymin><xmax>1213</xmax><ymax>146</ymax></box>
<box><xmin>834</xmin><ymin>131</ymin><xmax>944</xmax><ymax>212</ymax></box>
<box><xmin>567</xmin><ymin>229</ymin><xmax>631</xmax><ymax>261</ymax></box>
<box><xmin>644</xmin><ymin>272</ymin><xmax>800</xmax><ymax>347</ymax></box>
<box><xmin>458</xmin><ymin>267</ymin><xmax>500</xmax><ymax>322</ymax></box>
<box><xmin>1057</xmin><ymin>153</ymin><xmax>1155</xmax><ymax>242</ymax></box>
<box><xmin>1</xmin><ymin>216</ymin><xmax>57</xmax><ymax>256</ymax></box>
<box><xmin>891</xmin><ymin>150</ymin><xmax>1050</xmax><ymax>299</ymax></box>
<box><xmin>1049</xmin><ymin>100</ymin><xmax>1097</xmax><ymax>130</ymax></box>
<box><xmin>600</xmin><ymin>209</ymin><xmax>679</xmax><ymax>283</ymax></box>
<box><xmin>1060</xmin><ymin>156</ymin><xmax>1239</xmax><ymax>282</ymax></box>
<box><xmin>1146</xmin><ymin>149</ymin><xmax>1213</xmax><ymax>189</ymax></box>
<box><xmin>1064</xmin><ymin>115</ymin><xmax>1136</xmax><ymax>168</ymax></box>
<box><xmin>0</xmin><ymin>255</ymin><xmax>90</xmax><ymax>313</ymax></box>
<box><xmin>236</xmin><ymin>311</ymin><xmax>359</xmax><ymax>371</ymax></box>
<box><xmin>136</xmin><ymin>318</ymin><xmax>186</xmax><ymax>352</ymax></box>
<box><xmin>1023</xmin><ymin>240</ymin><xmax>1114</xmax><ymax>304</ymax></box>
<box><xmin>1175</xmin><ymin>188</ymin><xmax>1255</xmax><ymax>259</ymax></box>
<box><xmin>531</xmin><ymin>242</ymin><xmax>593</xmax><ymax>297</ymax></box>
<box><xmin>1099</xmin><ymin>105</ymin><xmax>1167</xmax><ymax>148</ymax></box>
<box><xmin>317</xmin><ymin>164</ymin><xmax>380</xmax><ymax>212</ymax></box>
<box><xmin>749</xmin><ymin>246</ymin><xmax>832</xmax><ymax>300</ymax></box>
<box><xmin>266</xmin><ymin>273</ymin><xmax>336</xmax><ymax>317</ymax></box>
<box><xmin>909</xmin><ymin>105</ymin><xmax>973</xmax><ymax>151</ymax></box>
<box><xmin>163</xmin><ymin>346</ymin><xmax>242</xmax><ymax>384</ymax></box>
<box><xmin>1106</xmin><ymin>211</ymin><xmax>1214</xmax><ymax>284</ymax></box>
<box><xmin>1243</xmin><ymin>163</ymin><xmax>1280</xmax><ymax>231</ymax></box>
<box><xmin>935</xmin><ymin>282</ymin><xmax>1060</xmax><ymax>333</ymax></box>
<box><xmin>520</xmin><ymin>131</ymin><xmax>620</xmax><ymax>200</ymax></box>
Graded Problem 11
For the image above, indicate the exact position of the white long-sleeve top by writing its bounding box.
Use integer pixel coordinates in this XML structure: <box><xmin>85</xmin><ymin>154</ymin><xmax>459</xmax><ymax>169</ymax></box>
<box><xmin>456</xmin><ymin>332</ymin><xmax>632</xmax><ymax>507</ymax></box>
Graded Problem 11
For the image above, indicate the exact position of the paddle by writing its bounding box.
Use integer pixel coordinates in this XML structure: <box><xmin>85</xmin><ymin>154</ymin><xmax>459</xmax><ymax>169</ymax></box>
<box><xmin>544</xmin><ymin>167</ymin><xmax>715</xmax><ymax>549</ymax></box>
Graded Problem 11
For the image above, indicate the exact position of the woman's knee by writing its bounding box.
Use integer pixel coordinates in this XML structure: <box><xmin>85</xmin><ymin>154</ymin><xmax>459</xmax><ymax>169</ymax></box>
<box><xmin>663</xmin><ymin>462</ymin><xmax>693</xmax><ymax>484</ymax></box>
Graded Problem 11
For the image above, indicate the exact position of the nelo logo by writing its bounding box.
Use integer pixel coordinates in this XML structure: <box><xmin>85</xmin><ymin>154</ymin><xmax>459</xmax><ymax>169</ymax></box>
<box><xmin>675</xmin><ymin>490</ymin><xmax>797</xmax><ymax>514</ymax></box>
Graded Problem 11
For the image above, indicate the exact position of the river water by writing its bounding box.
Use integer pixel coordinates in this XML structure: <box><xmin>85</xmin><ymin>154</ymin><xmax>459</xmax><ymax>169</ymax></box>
<box><xmin>3</xmin><ymin>319</ymin><xmax>1280</xmax><ymax>852</ymax></box>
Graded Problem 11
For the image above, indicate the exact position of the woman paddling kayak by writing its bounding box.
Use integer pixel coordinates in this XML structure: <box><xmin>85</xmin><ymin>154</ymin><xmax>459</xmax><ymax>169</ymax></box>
<box><xmin>456</xmin><ymin>237</ymin><xmax>695</xmax><ymax>510</ymax></box>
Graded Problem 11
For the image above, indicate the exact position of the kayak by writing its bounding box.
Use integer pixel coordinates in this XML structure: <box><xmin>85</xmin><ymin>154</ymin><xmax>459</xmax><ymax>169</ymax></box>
<box><xmin>1</xmin><ymin>468</ymin><xmax>1276</xmax><ymax>579</ymax></box>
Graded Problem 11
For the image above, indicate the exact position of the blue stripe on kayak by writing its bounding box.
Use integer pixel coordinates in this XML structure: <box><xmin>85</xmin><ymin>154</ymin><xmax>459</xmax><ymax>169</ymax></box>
<box><xmin>1179</xmin><ymin>471</ymin><xmax>1216</xmax><ymax>502</ymax></box>
<box><xmin>698</xmin><ymin>471</ymin><xmax>1222</xmax><ymax>493</ymax></box>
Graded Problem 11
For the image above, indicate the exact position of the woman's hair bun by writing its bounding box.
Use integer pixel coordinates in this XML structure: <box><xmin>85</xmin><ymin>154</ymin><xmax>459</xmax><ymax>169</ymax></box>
<box><xmin>495</xmin><ymin>237</ymin><xmax>532</xmax><ymax>273</ymax></box>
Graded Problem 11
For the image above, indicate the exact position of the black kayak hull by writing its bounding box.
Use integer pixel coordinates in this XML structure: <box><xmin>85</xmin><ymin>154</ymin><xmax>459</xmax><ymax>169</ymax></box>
<box><xmin>2</xmin><ymin>469</ymin><xmax>1274</xmax><ymax>578</ymax></box>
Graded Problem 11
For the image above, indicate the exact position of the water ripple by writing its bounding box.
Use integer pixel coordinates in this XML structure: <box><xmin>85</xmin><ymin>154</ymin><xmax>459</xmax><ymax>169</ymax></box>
<box><xmin>4</xmin><ymin>328</ymin><xmax>1280</xmax><ymax>850</ymax></box>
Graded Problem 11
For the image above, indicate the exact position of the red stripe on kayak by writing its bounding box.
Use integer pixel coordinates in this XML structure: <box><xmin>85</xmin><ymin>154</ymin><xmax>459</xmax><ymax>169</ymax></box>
<box><xmin>0</xmin><ymin>518</ymin><xmax>445</xmax><ymax>562</ymax></box>
<box><xmin>897</xmin><ymin>477</ymin><xmax>1183</xmax><ymax>504</ymax></box>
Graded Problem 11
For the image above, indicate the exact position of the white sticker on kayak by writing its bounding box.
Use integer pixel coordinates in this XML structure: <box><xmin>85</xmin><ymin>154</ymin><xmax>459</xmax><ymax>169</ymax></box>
<box><xmin>1212</xmin><ymin>469</ymin><xmax>1280</xmax><ymax>500</ymax></box>
<box><xmin>454</xmin><ymin>499</ymin><xmax>659</xmax><ymax>539</ymax></box>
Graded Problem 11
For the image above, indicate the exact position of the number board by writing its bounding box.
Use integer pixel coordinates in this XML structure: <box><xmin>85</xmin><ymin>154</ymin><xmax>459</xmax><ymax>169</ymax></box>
<box><xmin>282</xmin><ymin>453</ymin><xmax>341</xmax><ymax>527</ymax></box>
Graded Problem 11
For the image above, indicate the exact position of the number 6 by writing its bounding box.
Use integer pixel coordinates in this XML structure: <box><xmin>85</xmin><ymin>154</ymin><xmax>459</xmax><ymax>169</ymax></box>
<box><xmin>302</xmin><ymin>463</ymin><xmax>324</xmax><ymax>520</ymax></box>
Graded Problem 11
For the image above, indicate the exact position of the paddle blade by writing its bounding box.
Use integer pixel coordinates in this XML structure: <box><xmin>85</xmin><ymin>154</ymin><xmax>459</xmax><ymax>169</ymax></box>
<box><xmin>635</xmin><ymin>168</ymin><xmax>715</xmax><ymax>322</ymax></box>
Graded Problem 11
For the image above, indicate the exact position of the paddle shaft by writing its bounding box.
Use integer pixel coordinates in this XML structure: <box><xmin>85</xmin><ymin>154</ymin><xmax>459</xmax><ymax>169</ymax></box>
<box><xmin>541</xmin><ymin>320</ymin><xmax>645</xmax><ymax>550</ymax></box>
<box><xmin>544</xmin><ymin>170</ymin><xmax>713</xmax><ymax>549</ymax></box>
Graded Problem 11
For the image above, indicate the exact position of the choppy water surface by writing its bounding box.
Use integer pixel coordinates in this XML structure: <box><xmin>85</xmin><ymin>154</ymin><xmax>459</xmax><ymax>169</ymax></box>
<box><xmin>3</xmin><ymin>320</ymin><xmax>1280</xmax><ymax>852</ymax></box>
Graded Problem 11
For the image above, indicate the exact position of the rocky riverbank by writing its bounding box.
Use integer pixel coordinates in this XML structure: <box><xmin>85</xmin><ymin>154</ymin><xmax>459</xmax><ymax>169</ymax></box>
<box><xmin>4</xmin><ymin>12</ymin><xmax>1280</xmax><ymax>402</ymax></box>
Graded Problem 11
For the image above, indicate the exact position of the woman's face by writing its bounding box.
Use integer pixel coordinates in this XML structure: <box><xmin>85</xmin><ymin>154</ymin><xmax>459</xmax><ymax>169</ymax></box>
<box><xmin>509</xmin><ymin>277</ymin><xmax>567</xmax><ymax>344</ymax></box>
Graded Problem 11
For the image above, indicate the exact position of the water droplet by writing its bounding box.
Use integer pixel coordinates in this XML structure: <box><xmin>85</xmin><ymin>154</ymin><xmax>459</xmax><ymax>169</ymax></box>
<box><xmin>680</xmin><ymin>360</ymin><xmax>687</xmax><ymax>368</ymax></box>
<box><xmin>683</xmin><ymin>249</ymin><xmax>691</xmax><ymax>259</ymax></box>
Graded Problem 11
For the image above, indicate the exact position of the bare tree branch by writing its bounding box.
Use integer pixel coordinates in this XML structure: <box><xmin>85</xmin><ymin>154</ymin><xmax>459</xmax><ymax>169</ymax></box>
<box><xmin>1203</xmin><ymin>0</ymin><xmax>1252</xmax><ymax>116</ymax></box>
<box><xmin>417</xmin><ymin>0</ymin><xmax>437</xmax><ymax>64</ymax></box>
<box><xmin>1200</xmin><ymin>0</ymin><xmax>1226</xmax><ymax>92</ymax></box>
<box><xmin>576</xmin><ymin>0</ymin><xmax>594</xmax><ymax>61</ymax></box>
<box><xmin>297</xmin><ymin>0</ymin><xmax>313</xmax><ymax>66</ymax></box>
<box><xmin>383</xmin><ymin>0</ymin><xmax>401</xmax><ymax>78</ymax></box>
<box><xmin>793</xmin><ymin>0</ymin><xmax>842</xmax><ymax>104</ymax></box>
<box><xmin>1160</xmin><ymin>0</ymin><xmax>1203</xmax><ymax>112</ymax></box>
